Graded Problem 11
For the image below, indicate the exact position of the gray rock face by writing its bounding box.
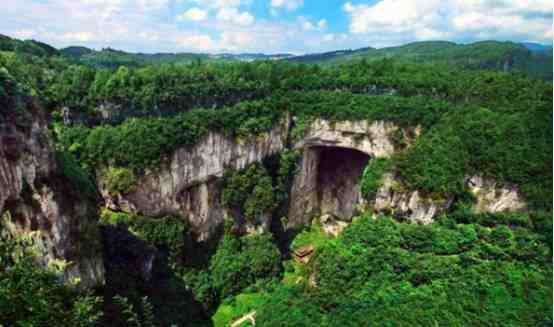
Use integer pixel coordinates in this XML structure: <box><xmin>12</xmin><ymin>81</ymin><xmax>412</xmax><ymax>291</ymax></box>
<box><xmin>294</xmin><ymin>119</ymin><xmax>400</xmax><ymax>157</ymax></box>
<box><xmin>99</xmin><ymin>116</ymin><xmax>291</xmax><ymax>241</ymax></box>
<box><xmin>370</xmin><ymin>174</ymin><xmax>527</xmax><ymax>225</ymax></box>
<box><xmin>98</xmin><ymin>115</ymin><xmax>528</xmax><ymax>240</ymax></box>
<box><xmin>467</xmin><ymin>175</ymin><xmax>526</xmax><ymax>213</ymax></box>
<box><xmin>0</xmin><ymin>109</ymin><xmax>104</xmax><ymax>289</ymax></box>
<box><xmin>372</xmin><ymin>173</ymin><xmax>452</xmax><ymax>224</ymax></box>
<box><xmin>288</xmin><ymin>119</ymin><xmax>401</xmax><ymax>227</ymax></box>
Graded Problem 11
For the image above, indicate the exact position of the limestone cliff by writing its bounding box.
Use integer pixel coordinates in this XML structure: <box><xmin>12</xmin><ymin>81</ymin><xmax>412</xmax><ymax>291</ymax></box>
<box><xmin>372</xmin><ymin>173</ymin><xmax>452</xmax><ymax>224</ymax></box>
<box><xmin>97</xmin><ymin>115</ymin><xmax>527</xmax><ymax>241</ymax></box>
<box><xmin>467</xmin><ymin>175</ymin><xmax>526</xmax><ymax>213</ymax></box>
<box><xmin>287</xmin><ymin>119</ymin><xmax>404</xmax><ymax>227</ymax></box>
<box><xmin>0</xmin><ymin>105</ymin><xmax>104</xmax><ymax>288</ymax></box>
<box><xmin>369</xmin><ymin>174</ymin><xmax>526</xmax><ymax>224</ymax></box>
<box><xmin>99</xmin><ymin>115</ymin><xmax>291</xmax><ymax>241</ymax></box>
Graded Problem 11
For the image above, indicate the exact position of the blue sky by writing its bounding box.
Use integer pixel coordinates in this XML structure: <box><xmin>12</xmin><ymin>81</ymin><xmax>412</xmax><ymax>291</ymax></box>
<box><xmin>1</xmin><ymin>0</ymin><xmax>552</xmax><ymax>54</ymax></box>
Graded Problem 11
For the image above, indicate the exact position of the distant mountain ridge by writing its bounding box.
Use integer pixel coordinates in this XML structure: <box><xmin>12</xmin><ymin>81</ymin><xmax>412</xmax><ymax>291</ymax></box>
<box><xmin>521</xmin><ymin>42</ymin><xmax>553</xmax><ymax>53</ymax></box>
<box><xmin>0</xmin><ymin>33</ymin><xmax>551</xmax><ymax>79</ymax></box>
<box><xmin>287</xmin><ymin>41</ymin><xmax>552</xmax><ymax>80</ymax></box>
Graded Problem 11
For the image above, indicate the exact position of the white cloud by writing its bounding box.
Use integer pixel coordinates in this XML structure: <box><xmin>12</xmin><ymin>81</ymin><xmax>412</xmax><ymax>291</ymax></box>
<box><xmin>271</xmin><ymin>0</ymin><xmax>303</xmax><ymax>11</ymax></box>
<box><xmin>188</xmin><ymin>0</ymin><xmax>248</xmax><ymax>9</ymax></box>
<box><xmin>177</xmin><ymin>7</ymin><xmax>208</xmax><ymax>21</ymax></box>
<box><xmin>216</xmin><ymin>7</ymin><xmax>254</xmax><ymax>26</ymax></box>
<box><xmin>12</xmin><ymin>29</ymin><xmax>35</xmax><ymax>39</ymax></box>
<box><xmin>317</xmin><ymin>19</ymin><xmax>327</xmax><ymax>29</ymax></box>
<box><xmin>342</xmin><ymin>0</ymin><xmax>552</xmax><ymax>45</ymax></box>
<box><xmin>220</xmin><ymin>30</ymin><xmax>255</xmax><ymax>50</ymax></box>
<box><xmin>176</xmin><ymin>34</ymin><xmax>217</xmax><ymax>51</ymax></box>
<box><xmin>299</xmin><ymin>17</ymin><xmax>327</xmax><ymax>31</ymax></box>
<box><xmin>1</xmin><ymin>0</ymin><xmax>550</xmax><ymax>55</ymax></box>
<box><xmin>60</xmin><ymin>31</ymin><xmax>95</xmax><ymax>42</ymax></box>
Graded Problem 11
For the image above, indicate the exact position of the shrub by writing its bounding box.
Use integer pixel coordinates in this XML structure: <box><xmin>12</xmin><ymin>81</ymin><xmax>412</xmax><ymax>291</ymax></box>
<box><xmin>0</xmin><ymin>235</ymin><xmax>104</xmax><ymax>326</ymax></box>
<box><xmin>103</xmin><ymin>166</ymin><xmax>137</xmax><ymax>195</ymax></box>
<box><xmin>55</xmin><ymin>150</ymin><xmax>98</xmax><ymax>198</ymax></box>
<box><xmin>209</xmin><ymin>233</ymin><xmax>282</xmax><ymax>302</ymax></box>
<box><xmin>221</xmin><ymin>164</ymin><xmax>277</xmax><ymax>221</ymax></box>
<box><xmin>254</xmin><ymin>214</ymin><xmax>552</xmax><ymax>326</ymax></box>
<box><xmin>361</xmin><ymin>158</ymin><xmax>392</xmax><ymax>201</ymax></box>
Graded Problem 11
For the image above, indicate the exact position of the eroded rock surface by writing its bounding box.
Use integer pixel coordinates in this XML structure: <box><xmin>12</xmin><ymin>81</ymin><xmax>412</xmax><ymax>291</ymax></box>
<box><xmin>370</xmin><ymin>174</ymin><xmax>527</xmax><ymax>225</ymax></box>
<box><xmin>372</xmin><ymin>173</ymin><xmax>452</xmax><ymax>224</ymax></box>
<box><xmin>294</xmin><ymin>119</ymin><xmax>400</xmax><ymax>157</ymax></box>
<box><xmin>467</xmin><ymin>175</ymin><xmax>526</xmax><ymax>213</ymax></box>
<box><xmin>99</xmin><ymin>116</ymin><xmax>291</xmax><ymax>241</ymax></box>
<box><xmin>288</xmin><ymin>119</ymin><xmax>403</xmax><ymax>227</ymax></box>
<box><xmin>0</xmin><ymin>107</ymin><xmax>104</xmax><ymax>288</ymax></box>
<box><xmin>98</xmin><ymin>115</ymin><xmax>528</xmax><ymax>241</ymax></box>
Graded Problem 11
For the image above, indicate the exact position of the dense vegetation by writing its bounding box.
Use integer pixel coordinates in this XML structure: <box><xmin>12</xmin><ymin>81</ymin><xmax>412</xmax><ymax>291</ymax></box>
<box><xmin>289</xmin><ymin>40</ymin><xmax>553</xmax><ymax>80</ymax></box>
<box><xmin>0</xmin><ymin>35</ymin><xmax>551</xmax><ymax>326</ymax></box>
<box><xmin>0</xmin><ymin>233</ymin><xmax>104</xmax><ymax>326</ymax></box>
<box><xmin>215</xmin><ymin>210</ymin><xmax>551</xmax><ymax>326</ymax></box>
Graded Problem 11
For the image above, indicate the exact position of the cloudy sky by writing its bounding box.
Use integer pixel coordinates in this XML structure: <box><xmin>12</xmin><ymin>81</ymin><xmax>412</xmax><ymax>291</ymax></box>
<box><xmin>1</xmin><ymin>0</ymin><xmax>552</xmax><ymax>54</ymax></box>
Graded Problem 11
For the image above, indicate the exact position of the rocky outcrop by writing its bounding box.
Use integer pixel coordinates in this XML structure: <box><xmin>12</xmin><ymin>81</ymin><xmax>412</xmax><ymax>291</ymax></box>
<box><xmin>288</xmin><ymin>119</ymin><xmax>404</xmax><ymax>227</ymax></box>
<box><xmin>319</xmin><ymin>214</ymin><xmax>349</xmax><ymax>237</ymax></box>
<box><xmin>467</xmin><ymin>175</ymin><xmax>526</xmax><ymax>213</ymax></box>
<box><xmin>287</xmin><ymin>118</ymin><xmax>526</xmax><ymax>229</ymax></box>
<box><xmin>372</xmin><ymin>173</ymin><xmax>452</xmax><ymax>224</ymax></box>
<box><xmin>369</xmin><ymin>174</ymin><xmax>526</xmax><ymax>224</ymax></box>
<box><xmin>98</xmin><ymin>114</ymin><xmax>527</xmax><ymax>241</ymax></box>
<box><xmin>100</xmin><ymin>116</ymin><xmax>291</xmax><ymax>241</ymax></box>
<box><xmin>0</xmin><ymin>106</ymin><xmax>104</xmax><ymax>288</ymax></box>
<box><xmin>294</xmin><ymin>119</ymin><xmax>401</xmax><ymax>157</ymax></box>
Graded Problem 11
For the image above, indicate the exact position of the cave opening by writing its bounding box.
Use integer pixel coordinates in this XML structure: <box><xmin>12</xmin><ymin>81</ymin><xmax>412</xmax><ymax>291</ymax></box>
<box><xmin>315</xmin><ymin>146</ymin><xmax>371</xmax><ymax>220</ymax></box>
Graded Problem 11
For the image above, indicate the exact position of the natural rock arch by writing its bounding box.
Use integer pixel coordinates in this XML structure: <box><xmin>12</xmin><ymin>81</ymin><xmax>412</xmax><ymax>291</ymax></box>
<box><xmin>287</xmin><ymin>145</ymin><xmax>371</xmax><ymax>228</ymax></box>
<box><xmin>287</xmin><ymin>119</ymin><xmax>400</xmax><ymax>227</ymax></box>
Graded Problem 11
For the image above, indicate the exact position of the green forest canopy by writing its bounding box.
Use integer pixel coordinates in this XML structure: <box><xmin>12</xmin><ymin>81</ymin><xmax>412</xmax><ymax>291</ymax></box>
<box><xmin>0</xmin><ymin>35</ymin><xmax>551</xmax><ymax>326</ymax></box>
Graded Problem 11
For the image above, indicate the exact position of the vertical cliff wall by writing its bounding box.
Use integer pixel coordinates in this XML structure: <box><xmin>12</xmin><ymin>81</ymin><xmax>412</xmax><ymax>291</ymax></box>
<box><xmin>99</xmin><ymin>116</ymin><xmax>291</xmax><ymax>241</ymax></box>
<box><xmin>287</xmin><ymin>119</ymin><xmax>400</xmax><ymax>227</ymax></box>
<box><xmin>0</xmin><ymin>105</ymin><xmax>104</xmax><ymax>288</ymax></box>
<box><xmin>98</xmin><ymin>115</ymin><xmax>527</xmax><ymax>241</ymax></box>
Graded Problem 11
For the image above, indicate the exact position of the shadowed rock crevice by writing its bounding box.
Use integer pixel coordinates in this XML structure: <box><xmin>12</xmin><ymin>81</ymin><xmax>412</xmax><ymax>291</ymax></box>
<box><xmin>317</xmin><ymin>146</ymin><xmax>370</xmax><ymax>221</ymax></box>
<box><xmin>288</xmin><ymin>145</ymin><xmax>370</xmax><ymax>227</ymax></box>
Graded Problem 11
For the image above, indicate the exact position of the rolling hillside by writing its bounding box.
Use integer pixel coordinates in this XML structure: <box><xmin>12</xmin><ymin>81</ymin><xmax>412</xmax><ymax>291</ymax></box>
<box><xmin>288</xmin><ymin>41</ymin><xmax>553</xmax><ymax>80</ymax></box>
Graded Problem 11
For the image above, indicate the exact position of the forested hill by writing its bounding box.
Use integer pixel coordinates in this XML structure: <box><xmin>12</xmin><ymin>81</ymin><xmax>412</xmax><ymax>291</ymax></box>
<box><xmin>1</xmin><ymin>33</ymin><xmax>551</xmax><ymax>79</ymax></box>
<box><xmin>0</xmin><ymin>34</ymin><xmax>552</xmax><ymax>326</ymax></box>
<box><xmin>287</xmin><ymin>41</ymin><xmax>553</xmax><ymax>80</ymax></box>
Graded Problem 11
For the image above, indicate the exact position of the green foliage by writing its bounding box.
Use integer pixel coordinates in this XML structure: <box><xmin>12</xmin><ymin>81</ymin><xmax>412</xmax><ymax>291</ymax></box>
<box><xmin>248</xmin><ymin>214</ymin><xmax>552</xmax><ymax>326</ymax></box>
<box><xmin>183</xmin><ymin>230</ymin><xmax>282</xmax><ymax>311</ymax></box>
<box><xmin>290</xmin><ymin>40</ymin><xmax>552</xmax><ymax>80</ymax></box>
<box><xmin>100</xmin><ymin>209</ymin><xmax>187</xmax><ymax>263</ymax></box>
<box><xmin>209</xmin><ymin>233</ymin><xmax>282</xmax><ymax>301</ymax></box>
<box><xmin>40</xmin><ymin>56</ymin><xmax>550</xmax><ymax>214</ymax></box>
<box><xmin>99</xmin><ymin>210</ymin><xmax>202</xmax><ymax>326</ymax></box>
<box><xmin>0</xmin><ymin>234</ymin><xmax>103</xmax><ymax>326</ymax></box>
<box><xmin>290</xmin><ymin>224</ymin><xmax>331</xmax><ymax>251</ymax></box>
<box><xmin>221</xmin><ymin>164</ymin><xmax>277</xmax><ymax>221</ymax></box>
<box><xmin>220</xmin><ymin>151</ymin><xmax>299</xmax><ymax>223</ymax></box>
<box><xmin>212</xmin><ymin>292</ymin><xmax>266</xmax><ymax>327</ymax></box>
<box><xmin>113</xmin><ymin>295</ymin><xmax>141</xmax><ymax>327</ymax></box>
<box><xmin>1</xmin><ymin>34</ymin><xmax>552</xmax><ymax>326</ymax></box>
<box><xmin>111</xmin><ymin>295</ymin><xmax>156</xmax><ymax>327</ymax></box>
<box><xmin>57</xmin><ymin>100</ymin><xmax>283</xmax><ymax>171</ymax></box>
<box><xmin>396</xmin><ymin>102</ymin><xmax>552</xmax><ymax>210</ymax></box>
<box><xmin>55</xmin><ymin>150</ymin><xmax>98</xmax><ymax>198</ymax></box>
<box><xmin>361</xmin><ymin>158</ymin><xmax>392</xmax><ymax>200</ymax></box>
<box><xmin>103</xmin><ymin>166</ymin><xmax>137</xmax><ymax>195</ymax></box>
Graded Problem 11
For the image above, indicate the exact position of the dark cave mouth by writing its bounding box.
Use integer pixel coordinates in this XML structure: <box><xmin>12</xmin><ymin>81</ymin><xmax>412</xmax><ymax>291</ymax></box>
<box><xmin>314</xmin><ymin>146</ymin><xmax>371</xmax><ymax>220</ymax></box>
